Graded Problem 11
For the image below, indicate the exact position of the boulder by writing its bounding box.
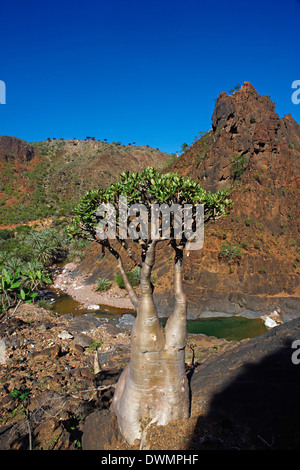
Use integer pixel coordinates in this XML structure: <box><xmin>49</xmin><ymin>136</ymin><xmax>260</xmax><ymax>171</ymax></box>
<box><xmin>82</xmin><ymin>409</ymin><xmax>120</xmax><ymax>450</ymax></box>
<box><xmin>190</xmin><ymin>317</ymin><xmax>300</xmax><ymax>449</ymax></box>
<box><xmin>67</xmin><ymin>315</ymin><xmax>106</xmax><ymax>335</ymax></box>
<box><xmin>116</xmin><ymin>314</ymin><xmax>136</xmax><ymax>330</ymax></box>
<box><xmin>58</xmin><ymin>330</ymin><xmax>74</xmax><ymax>340</ymax></box>
<box><xmin>264</xmin><ymin>317</ymin><xmax>278</xmax><ymax>328</ymax></box>
<box><xmin>74</xmin><ymin>332</ymin><xmax>94</xmax><ymax>348</ymax></box>
<box><xmin>31</xmin><ymin>345</ymin><xmax>61</xmax><ymax>361</ymax></box>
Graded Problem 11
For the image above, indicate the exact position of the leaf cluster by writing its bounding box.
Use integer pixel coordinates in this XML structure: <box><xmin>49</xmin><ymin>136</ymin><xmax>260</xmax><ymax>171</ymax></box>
<box><xmin>0</xmin><ymin>227</ymin><xmax>63</xmax><ymax>319</ymax></box>
<box><xmin>10</xmin><ymin>387</ymin><xmax>31</xmax><ymax>402</ymax></box>
<box><xmin>0</xmin><ymin>261</ymin><xmax>52</xmax><ymax>318</ymax></box>
<box><xmin>68</xmin><ymin>167</ymin><xmax>233</xmax><ymax>241</ymax></box>
<box><xmin>114</xmin><ymin>266</ymin><xmax>142</xmax><ymax>289</ymax></box>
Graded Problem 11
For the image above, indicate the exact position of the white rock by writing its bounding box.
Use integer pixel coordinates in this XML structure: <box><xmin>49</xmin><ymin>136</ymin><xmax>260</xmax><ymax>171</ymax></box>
<box><xmin>87</xmin><ymin>305</ymin><xmax>100</xmax><ymax>310</ymax></box>
<box><xmin>264</xmin><ymin>317</ymin><xmax>277</xmax><ymax>328</ymax></box>
<box><xmin>0</xmin><ymin>339</ymin><xmax>6</xmax><ymax>365</ymax></box>
<box><xmin>58</xmin><ymin>330</ymin><xmax>74</xmax><ymax>340</ymax></box>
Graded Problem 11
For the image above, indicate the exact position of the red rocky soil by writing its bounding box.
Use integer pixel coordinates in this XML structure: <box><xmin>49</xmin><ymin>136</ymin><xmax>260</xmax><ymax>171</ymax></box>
<box><xmin>1</xmin><ymin>303</ymin><xmax>299</xmax><ymax>450</ymax></box>
<box><xmin>0</xmin><ymin>303</ymin><xmax>235</xmax><ymax>450</ymax></box>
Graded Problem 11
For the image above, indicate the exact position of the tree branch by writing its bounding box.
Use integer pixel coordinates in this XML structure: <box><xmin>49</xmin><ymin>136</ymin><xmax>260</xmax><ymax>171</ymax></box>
<box><xmin>171</xmin><ymin>241</ymin><xmax>186</xmax><ymax>305</ymax></box>
<box><xmin>116</xmin><ymin>238</ymin><xmax>142</xmax><ymax>268</ymax></box>
<box><xmin>165</xmin><ymin>241</ymin><xmax>187</xmax><ymax>349</ymax></box>
<box><xmin>93</xmin><ymin>238</ymin><xmax>140</xmax><ymax>311</ymax></box>
<box><xmin>117</xmin><ymin>256</ymin><xmax>140</xmax><ymax>311</ymax></box>
<box><xmin>140</xmin><ymin>240</ymin><xmax>158</xmax><ymax>296</ymax></box>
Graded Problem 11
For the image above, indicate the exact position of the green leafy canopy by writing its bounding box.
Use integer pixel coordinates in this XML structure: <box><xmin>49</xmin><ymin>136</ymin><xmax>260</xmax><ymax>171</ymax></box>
<box><xmin>67</xmin><ymin>167</ymin><xmax>232</xmax><ymax>240</ymax></box>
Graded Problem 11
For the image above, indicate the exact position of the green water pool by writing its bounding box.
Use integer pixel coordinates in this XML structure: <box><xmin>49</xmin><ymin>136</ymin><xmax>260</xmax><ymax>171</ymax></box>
<box><xmin>48</xmin><ymin>291</ymin><xmax>267</xmax><ymax>341</ymax></box>
<box><xmin>184</xmin><ymin>316</ymin><xmax>267</xmax><ymax>341</ymax></box>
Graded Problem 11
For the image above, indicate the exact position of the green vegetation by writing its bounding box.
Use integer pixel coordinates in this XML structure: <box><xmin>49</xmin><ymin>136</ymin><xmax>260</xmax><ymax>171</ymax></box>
<box><xmin>230</xmin><ymin>153</ymin><xmax>249</xmax><ymax>180</ymax></box>
<box><xmin>115</xmin><ymin>266</ymin><xmax>155</xmax><ymax>289</ymax></box>
<box><xmin>10</xmin><ymin>387</ymin><xmax>31</xmax><ymax>403</ymax></box>
<box><xmin>0</xmin><ymin>151</ymin><xmax>69</xmax><ymax>225</ymax></box>
<box><xmin>0</xmin><ymin>224</ymin><xmax>90</xmax><ymax>320</ymax></box>
<box><xmin>114</xmin><ymin>266</ymin><xmax>152</xmax><ymax>290</ymax></box>
<box><xmin>10</xmin><ymin>386</ymin><xmax>32</xmax><ymax>448</ymax></box>
<box><xmin>0</xmin><ymin>139</ymin><xmax>170</xmax><ymax>225</ymax></box>
<box><xmin>240</xmin><ymin>240</ymin><xmax>249</xmax><ymax>249</ymax></box>
<box><xmin>88</xmin><ymin>340</ymin><xmax>103</xmax><ymax>351</ymax></box>
<box><xmin>218</xmin><ymin>242</ymin><xmax>243</xmax><ymax>262</ymax></box>
<box><xmin>115</xmin><ymin>267</ymin><xmax>141</xmax><ymax>289</ymax></box>
<box><xmin>68</xmin><ymin>167</ymin><xmax>232</xmax><ymax>240</ymax></box>
<box><xmin>228</xmin><ymin>84</ymin><xmax>241</xmax><ymax>95</ymax></box>
<box><xmin>0</xmin><ymin>227</ymin><xmax>60</xmax><ymax>319</ymax></box>
<box><xmin>180</xmin><ymin>143</ymin><xmax>189</xmax><ymax>153</ymax></box>
<box><xmin>95</xmin><ymin>277</ymin><xmax>111</xmax><ymax>291</ymax></box>
<box><xmin>67</xmin><ymin>166</ymin><xmax>232</xmax><ymax>444</ymax></box>
<box><xmin>166</xmin><ymin>153</ymin><xmax>178</xmax><ymax>165</ymax></box>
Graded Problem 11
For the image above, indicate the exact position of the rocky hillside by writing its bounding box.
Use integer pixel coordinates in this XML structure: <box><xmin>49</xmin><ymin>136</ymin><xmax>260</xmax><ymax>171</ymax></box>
<box><xmin>76</xmin><ymin>82</ymin><xmax>300</xmax><ymax>319</ymax></box>
<box><xmin>0</xmin><ymin>137</ymin><xmax>170</xmax><ymax>226</ymax></box>
<box><xmin>3</xmin><ymin>302</ymin><xmax>299</xmax><ymax>450</ymax></box>
<box><xmin>172</xmin><ymin>81</ymin><xmax>299</xmax><ymax>195</ymax></box>
<box><xmin>0</xmin><ymin>136</ymin><xmax>35</xmax><ymax>163</ymax></box>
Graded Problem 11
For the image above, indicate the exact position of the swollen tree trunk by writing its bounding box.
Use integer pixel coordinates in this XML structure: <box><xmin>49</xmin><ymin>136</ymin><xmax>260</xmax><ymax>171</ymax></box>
<box><xmin>111</xmin><ymin>241</ymin><xmax>189</xmax><ymax>445</ymax></box>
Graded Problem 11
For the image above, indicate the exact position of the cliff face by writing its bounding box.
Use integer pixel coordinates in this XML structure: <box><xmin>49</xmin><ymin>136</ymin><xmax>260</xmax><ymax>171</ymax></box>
<box><xmin>77</xmin><ymin>82</ymin><xmax>300</xmax><ymax>320</ymax></box>
<box><xmin>172</xmin><ymin>81</ymin><xmax>299</xmax><ymax>196</ymax></box>
<box><xmin>0</xmin><ymin>136</ymin><xmax>35</xmax><ymax>163</ymax></box>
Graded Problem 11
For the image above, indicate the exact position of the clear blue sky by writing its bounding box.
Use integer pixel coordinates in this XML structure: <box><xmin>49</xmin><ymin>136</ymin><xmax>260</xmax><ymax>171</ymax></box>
<box><xmin>0</xmin><ymin>0</ymin><xmax>300</xmax><ymax>154</ymax></box>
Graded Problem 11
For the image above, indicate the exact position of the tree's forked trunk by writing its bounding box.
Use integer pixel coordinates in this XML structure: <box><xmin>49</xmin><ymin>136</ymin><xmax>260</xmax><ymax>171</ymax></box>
<box><xmin>111</xmin><ymin>241</ymin><xmax>189</xmax><ymax>445</ymax></box>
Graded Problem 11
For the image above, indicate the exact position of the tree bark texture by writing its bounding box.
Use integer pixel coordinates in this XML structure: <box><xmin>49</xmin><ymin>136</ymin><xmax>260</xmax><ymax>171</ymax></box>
<box><xmin>111</xmin><ymin>241</ymin><xmax>189</xmax><ymax>445</ymax></box>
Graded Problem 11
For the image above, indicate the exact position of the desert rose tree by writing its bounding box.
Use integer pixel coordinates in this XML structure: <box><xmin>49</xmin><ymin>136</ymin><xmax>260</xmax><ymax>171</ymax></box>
<box><xmin>68</xmin><ymin>167</ymin><xmax>232</xmax><ymax>444</ymax></box>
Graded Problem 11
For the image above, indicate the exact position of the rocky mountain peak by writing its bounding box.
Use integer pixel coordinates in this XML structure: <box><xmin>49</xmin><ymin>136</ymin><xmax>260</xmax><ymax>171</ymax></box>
<box><xmin>171</xmin><ymin>81</ymin><xmax>300</xmax><ymax>194</ymax></box>
<box><xmin>212</xmin><ymin>81</ymin><xmax>276</xmax><ymax>133</ymax></box>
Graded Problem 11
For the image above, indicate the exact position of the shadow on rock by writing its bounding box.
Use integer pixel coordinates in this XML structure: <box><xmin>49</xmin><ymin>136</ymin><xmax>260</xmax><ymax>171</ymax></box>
<box><xmin>188</xmin><ymin>318</ymin><xmax>300</xmax><ymax>450</ymax></box>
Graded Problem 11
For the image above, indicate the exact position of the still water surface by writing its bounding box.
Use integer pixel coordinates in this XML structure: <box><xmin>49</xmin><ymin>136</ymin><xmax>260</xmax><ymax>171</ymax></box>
<box><xmin>49</xmin><ymin>291</ymin><xmax>267</xmax><ymax>341</ymax></box>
